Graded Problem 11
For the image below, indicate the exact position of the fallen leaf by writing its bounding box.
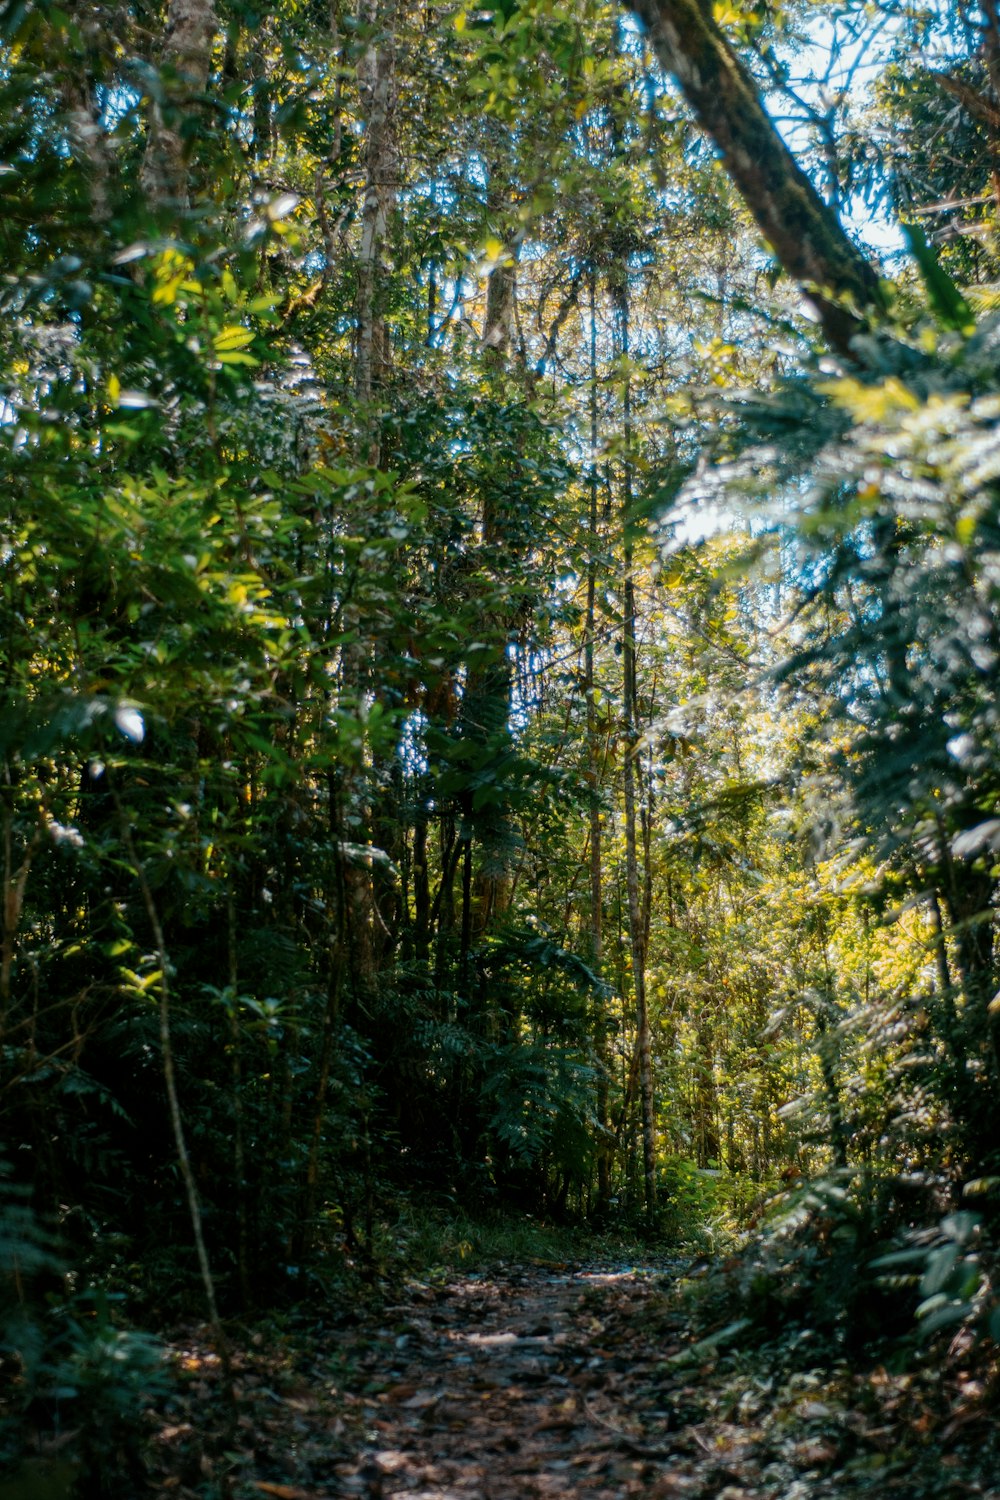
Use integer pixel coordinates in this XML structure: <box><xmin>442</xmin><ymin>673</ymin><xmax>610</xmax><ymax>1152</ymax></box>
<box><xmin>253</xmin><ymin>1485</ymin><xmax>320</xmax><ymax>1500</ymax></box>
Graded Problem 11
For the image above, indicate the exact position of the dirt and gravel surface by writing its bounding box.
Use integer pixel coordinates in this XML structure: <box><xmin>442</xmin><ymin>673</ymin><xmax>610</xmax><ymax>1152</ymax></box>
<box><xmin>151</xmin><ymin>1260</ymin><xmax>1000</xmax><ymax>1500</ymax></box>
<box><xmin>322</xmin><ymin>1263</ymin><xmax>686</xmax><ymax>1499</ymax></box>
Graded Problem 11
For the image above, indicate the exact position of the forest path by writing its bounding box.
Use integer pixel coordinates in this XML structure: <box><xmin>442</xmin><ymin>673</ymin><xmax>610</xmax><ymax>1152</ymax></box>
<box><xmin>157</xmin><ymin>1259</ymin><xmax>995</xmax><ymax>1499</ymax></box>
<box><xmin>323</xmin><ymin>1261</ymin><xmax>691</xmax><ymax>1499</ymax></box>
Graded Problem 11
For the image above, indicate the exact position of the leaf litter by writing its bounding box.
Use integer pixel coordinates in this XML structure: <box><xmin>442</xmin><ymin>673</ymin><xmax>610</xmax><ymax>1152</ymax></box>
<box><xmin>147</xmin><ymin>1260</ymin><xmax>1000</xmax><ymax>1499</ymax></box>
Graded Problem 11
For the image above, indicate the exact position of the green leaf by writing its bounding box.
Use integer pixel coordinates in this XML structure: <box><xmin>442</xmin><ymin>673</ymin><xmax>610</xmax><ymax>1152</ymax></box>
<box><xmin>902</xmin><ymin>221</ymin><xmax>975</xmax><ymax>333</ymax></box>
<box><xmin>918</xmin><ymin>1243</ymin><xmax>958</xmax><ymax>1298</ymax></box>
<box><xmin>213</xmin><ymin>325</ymin><xmax>255</xmax><ymax>351</ymax></box>
<box><xmin>674</xmin><ymin>1318</ymin><xmax>751</xmax><ymax>1362</ymax></box>
<box><xmin>964</xmin><ymin>1177</ymin><xmax>1000</xmax><ymax>1199</ymax></box>
<box><xmin>869</xmin><ymin>1248</ymin><xmax>929</xmax><ymax>1270</ymax></box>
<box><xmin>917</xmin><ymin>1299</ymin><xmax>972</xmax><ymax>1337</ymax></box>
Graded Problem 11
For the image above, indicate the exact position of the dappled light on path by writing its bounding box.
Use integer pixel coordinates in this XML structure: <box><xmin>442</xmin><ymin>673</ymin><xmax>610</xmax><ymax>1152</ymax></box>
<box><xmin>327</xmin><ymin>1263</ymin><xmax>681</xmax><ymax>1499</ymax></box>
<box><xmin>149</xmin><ymin>1260</ymin><xmax>1000</xmax><ymax>1500</ymax></box>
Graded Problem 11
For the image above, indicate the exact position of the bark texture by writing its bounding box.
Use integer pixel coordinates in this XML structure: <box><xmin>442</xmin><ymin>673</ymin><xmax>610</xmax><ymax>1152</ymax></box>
<box><xmin>629</xmin><ymin>0</ymin><xmax>884</xmax><ymax>354</ymax></box>
<box><xmin>338</xmin><ymin>0</ymin><xmax>401</xmax><ymax>1010</ymax></box>
<box><xmin>586</xmin><ymin>269</ymin><xmax>611</xmax><ymax>1215</ymax></box>
<box><xmin>355</xmin><ymin>0</ymin><xmax>399</xmax><ymax>412</ymax></box>
<box><xmin>141</xmin><ymin>0</ymin><xmax>219</xmax><ymax>209</ymax></box>
<box><xmin>614</xmin><ymin>280</ymin><xmax>657</xmax><ymax>1218</ymax></box>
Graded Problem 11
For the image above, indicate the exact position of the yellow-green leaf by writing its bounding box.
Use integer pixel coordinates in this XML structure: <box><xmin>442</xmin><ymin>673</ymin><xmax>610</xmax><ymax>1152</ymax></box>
<box><xmin>213</xmin><ymin>325</ymin><xmax>254</xmax><ymax>351</ymax></box>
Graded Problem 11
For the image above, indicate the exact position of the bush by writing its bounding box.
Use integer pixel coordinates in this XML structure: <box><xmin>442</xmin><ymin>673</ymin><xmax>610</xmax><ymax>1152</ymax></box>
<box><xmin>0</xmin><ymin>1164</ymin><xmax>169</xmax><ymax>1496</ymax></box>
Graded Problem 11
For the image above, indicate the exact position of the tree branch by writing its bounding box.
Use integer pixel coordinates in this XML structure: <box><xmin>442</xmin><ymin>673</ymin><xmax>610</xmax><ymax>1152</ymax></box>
<box><xmin>627</xmin><ymin>0</ymin><xmax>885</xmax><ymax>355</ymax></box>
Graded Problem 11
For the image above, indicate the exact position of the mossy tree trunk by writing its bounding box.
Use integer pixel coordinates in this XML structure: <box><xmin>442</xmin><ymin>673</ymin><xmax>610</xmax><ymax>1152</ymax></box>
<box><xmin>628</xmin><ymin>0</ymin><xmax>884</xmax><ymax>355</ymax></box>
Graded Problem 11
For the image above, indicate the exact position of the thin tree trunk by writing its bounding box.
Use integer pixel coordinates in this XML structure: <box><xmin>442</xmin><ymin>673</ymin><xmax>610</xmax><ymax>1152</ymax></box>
<box><xmin>227</xmin><ymin>895</ymin><xmax>251</xmax><ymax>1309</ymax></box>
<box><xmin>355</xmin><ymin>0</ymin><xmax>398</xmax><ymax>425</ymax></box>
<box><xmin>299</xmin><ymin>773</ymin><xmax>349</xmax><ymax>1253</ymax></box>
<box><xmin>694</xmin><ymin>1009</ymin><xmax>718</xmax><ymax>1168</ymax></box>
<box><xmin>0</xmin><ymin>779</ymin><xmax>41</xmax><ymax>1040</ymax></box>
<box><xmin>61</xmin><ymin>26</ymin><xmax>111</xmax><ymax>223</ymax></box>
<box><xmin>813</xmin><ymin>926</ymin><xmax>848</xmax><ymax>1171</ymax></box>
<box><xmin>115</xmin><ymin>794</ymin><xmax>230</xmax><ymax>1386</ymax></box>
<box><xmin>815</xmin><ymin>1002</ymin><xmax>848</xmax><ymax>1171</ymax></box>
<box><xmin>465</xmin><ymin>133</ymin><xmax>521</xmax><ymax>949</ymax></box>
<box><xmin>141</xmin><ymin>0</ymin><xmax>219</xmax><ymax>210</ymax></box>
<box><xmin>460</xmin><ymin>835</ymin><xmax>473</xmax><ymax>991</ymax></box>
<box><xmin>482</xmin><ymin>126</ymin><xmax>518</xmax><ymax>361</ymax></box>
<box><xmin>624</xmin><ymin>653</ymin><xmax>657</xmax><ymax>1217</ymax></box>
<box><xmin>301</xmin><ymin>947</ymin><xmax>345</xmax><ymax>1252</ymax></box>
<box><xmin>338</xmin><ymin>0</ymin><xmax>401</xmax><ymax>1008</ymax></box>
<box><xmin>586</xmin><ymin>267</ymin><xmax>611</xmax><ymax>1215</ymax></box>
<box><xmin>615</xmin><ymin>278</ymin><xmax>657</xmax><ymax>1218</ymax></box>
<box><xmin>936</xmin><ymin>819</ymin><xmax>999</xmax><ymax>1082</ymax></box>
<box><xmin>413</xmin><ymin>806</ymin><xmax>430</xmax><ymax>963</ymax></box>
<box><xmin>923</xmin><ymin>879</ymin><xmax>965</xmax><ymax>1068</ymax></box>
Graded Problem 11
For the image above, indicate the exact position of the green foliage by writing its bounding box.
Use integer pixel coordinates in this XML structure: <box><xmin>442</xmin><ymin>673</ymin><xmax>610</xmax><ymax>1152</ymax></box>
<box><xmin>0</xmin><ymin>1163</ymin><xmax>62</xmax><ymax>1451</ymax></box>
<box><xmin>654</xmin><ymin>1156</ymin><xmax>719</xmax><ymax>1246</ymax></box>
<box><xmin>4</xmin><ymin>0</ymin><xmax>1000</xmax><ymax>1436</ymax></box>
<box><xmin>47</xmin><ymin>1295</ymin><xmax>168</xmax><ymax>1496</ymax></box>
<box><xmin>690</xmin><ymin>1173</ymin><xmax>906</xmax><ymax>1356</ymax></box>
<box><xmin>0</xmin><ymin>1158</ymin><xmax>167</xmax><ymax>1492</ymax></box>
<box><xmin>870</xmin><ymin>1199</ymin><xmax>1000</xmax><ymax>1346</ymax></box>
<box><xmin>657</xmin><ymin>210</ymin><xmax>1000</xmax><ymax>1353</ymax></box>
<box><xmin>483</xmin><ymin>1037</ymin><xmax>598</xmax><ymax>1172</ymax></box>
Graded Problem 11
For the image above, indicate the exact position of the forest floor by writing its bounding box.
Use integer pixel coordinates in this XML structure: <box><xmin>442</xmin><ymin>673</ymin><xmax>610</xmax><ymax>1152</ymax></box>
<box><xmin>148</xmin><ymin>1258</ymin><xmax>1000</xmax><ymax>1500</ymax></box>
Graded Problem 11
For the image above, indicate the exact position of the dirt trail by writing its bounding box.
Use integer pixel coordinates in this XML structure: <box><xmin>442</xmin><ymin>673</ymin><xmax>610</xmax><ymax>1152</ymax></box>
<box><xmin>154</xmin><ymin>1258</ymin><xmax>999</xmax><ymax>1498</ymax></box>
<box><xmin>324</xmin><ymin>1263</ymin><xmax>686</xmax><ymax>1499</ymax></box>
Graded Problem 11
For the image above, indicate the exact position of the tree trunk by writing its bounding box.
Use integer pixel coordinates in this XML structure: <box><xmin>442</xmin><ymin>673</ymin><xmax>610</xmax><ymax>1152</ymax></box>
<box><xmin>413</xmin><ymin>806</ymin><xmax>431</xmax><ymax>963</ymax></box>
<box><xmin>586</xmin><ymin>267</ymin><xmax>611</xmax><ymax>1216</ymax></box>
<box><xmin>355</xmin><ymin>0</ymin><xmax>398</xmax><ymax>424</ymax></box>
<box><xmin>482</xmin><ymin>125</ymin><xmax>518</xmax><ymax>361</ymax></box>
<box><xmin>815</xmin><ymin>1001</ymin><xmax>849</xmax><ymax>1171</ymax></box>
<box><xmin>338</xmin><ymin>0</ymin><xmax>401</xmax><ymax>1008</ymax></box>
<box><xmin>694</xmin><ymin>1011</ymin><xmax>718</xmax><ymax>1168</ymax></box>
<box><xmin>60</xmin><ymin>19</ymin><xmax>112</xmax><ymax>223</ymax></box>
<box><xmin>615</xmin><ymin>276</ymin><xmax>657</xmax><ymax>1218</ymax></box>
<box><xmin>115</xmin><ymin>794</ymin><xmax>230</xmax><ymax>1388</ymax></box>
<box><xmin>141</xmin><ymin>0</ymin><xmax>219</xmax><ymax>210</ymax></box>
<box><xmin>226</xmin><ymin>896</ymin><xmax>251</xmax><ymax>1309</ymax></box>
<box><xmin>627</xmin><ymin>0</ymin><xmax>884</xmax><ymax>354</ymax></box>
<box><xmin>461</xmin><ymin>136</ymin><xmax>524</xmax><ymax>956</ymax></box>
